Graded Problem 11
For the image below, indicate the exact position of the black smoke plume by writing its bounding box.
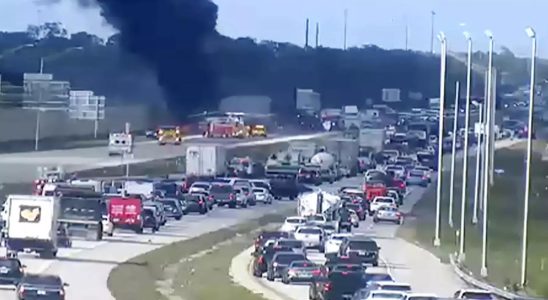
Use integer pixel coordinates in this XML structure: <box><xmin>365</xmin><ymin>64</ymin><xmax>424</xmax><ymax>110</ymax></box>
<box><xmin>41</xmin><ymin>0</ymin><xmax>219</xmax><ymax>117</ymax></box>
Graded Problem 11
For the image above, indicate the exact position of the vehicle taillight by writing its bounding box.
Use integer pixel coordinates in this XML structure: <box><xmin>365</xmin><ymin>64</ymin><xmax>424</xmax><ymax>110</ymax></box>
<box><xmin>208</xmin><ymin>195</ymin><xmax>214</xmax><ymax>200</ymax></box>
<box><xmin>199</xmin><ymin>200</ymin><xmax>204</xmax><ymax>205</ymax></box>
<box><xmin>341</xmin><ymin>271</ymin><xmax>349</xmax><ymax>275</ymax></box>
<box><xmin>323</xmin><ymin>283</ymin><xmax>332</xmax><ymax>291</ymax></box>
<box><xmin>18</xmin><ymin>286</ymin><xmax>24</xmax><ymax>296</ymax></box>
<box><xmin>397</xmin><ymin>212</ymin><xmax>402</xmax><ymax>217</ymax></box>
<box><xmin>422</xmin><ymin>176</ymin><xmax>428</xmax><ymax>180</ymax></box>
<box><xmin>229</xmin><ymin>194</ymin><xmax>235</xmax><ymax>200</ymax></box>
<box><xmin>258</xmin><ymin>256</ymin><xmax>264</xmax><ymax>264</ymax></box>
<box><xmin>137</xmin><ymin>215</ymin><xmax>141</xmax><ymax>220</ymax></box>
<box><xmin>312</xmin><ymin>269</ymin><xmax>321</xmax><ymax>276</ymax></box>
<box><xmin>399</xmin><ymin>182</ymin><xmax>405</xmax><ymax>188</ymax></box>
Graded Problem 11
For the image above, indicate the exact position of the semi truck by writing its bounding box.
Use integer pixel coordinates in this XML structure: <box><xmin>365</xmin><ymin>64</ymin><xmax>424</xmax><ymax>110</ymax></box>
<box><xmin>4</xmin><ymin>195</ymin><xmax>60</xmax><ymax>258</ymax></box>
<box><xmin>186</xmin><ymin>145</ymin><xmax>227</xmax><ymax>177</ymax></box>
<box><xmin>323</xmin><ymin>138</ymin><xmax>359</xmax><ymax>177</ymax></box>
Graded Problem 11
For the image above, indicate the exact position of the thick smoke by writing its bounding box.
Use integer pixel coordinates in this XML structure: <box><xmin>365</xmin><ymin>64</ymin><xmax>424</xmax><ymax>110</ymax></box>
<box><xmin>41</xmin><ymin>0</ymin><xmax>219</xmax><ymax>117</ymax></box>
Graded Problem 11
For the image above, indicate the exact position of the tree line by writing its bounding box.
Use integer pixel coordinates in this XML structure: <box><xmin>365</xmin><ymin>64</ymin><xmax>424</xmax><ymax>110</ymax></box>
<box><xmin>0</xmin><ymin>22</ymin><xmax>537</xmax><ymax>117</ymax></box>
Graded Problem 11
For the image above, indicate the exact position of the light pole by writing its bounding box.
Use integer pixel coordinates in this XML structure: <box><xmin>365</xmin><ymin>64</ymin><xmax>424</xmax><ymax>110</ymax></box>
<box><xmin>0</xmin><ymin>44</ymin><xmax>34</xmax><ymax>60</ymax></box>
<box><xmin>472</xmin><ymin>101</ymin><xmax>483</xmax><ymax>225</ymax></box>
<box><xmin>480</xmin><ymin>29</ymin><xmax>494</xmax><ymax>278</ymax></box>
<box><xmin>459</xmin><ymin>31</ymin><xmax>473</xmax><ymax>262</ymax></box>
<box><xmin>40</xmin><ymin>46</ymin><xmax>83</xmax><ymax>74</ymax></box>
<box><xmin>448</xmin><ymin>81</ymin><xmax>460</xmax><ymax>228</ymax></box>
<box><xmin>434</xmin><ymin>31</ymin><xmax>447</xmax><ymax>247</ymax></box>
<box><xmin>35</xmin><ymin>46</ymin><xmax>83</xmax><ymax>151</ymax></box>
<box><xmin>430</xmin><ymin>11</ymin><xmax>436</xmax><ymax>54</ymax></box>
<box><xmin>520</xmin><ymin>26</ymin><xmax>536</xmax><ymax>288</ymax></box>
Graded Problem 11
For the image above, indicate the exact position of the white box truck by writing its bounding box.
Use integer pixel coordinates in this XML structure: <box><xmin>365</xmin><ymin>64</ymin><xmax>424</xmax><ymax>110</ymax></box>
<box><xmin>186</xmin><ymin>145</ymin><xmax>227</xmax><ymax>177</ymax></box>
<box><xmin>359</xmin><ymin>128</ymin><xmax>386</xmax><ymax>154</ymax></box>
<box><xmin>4</xmin><ymin>195</ymin><xmax>60</xmax><ymax>258</ymax></box>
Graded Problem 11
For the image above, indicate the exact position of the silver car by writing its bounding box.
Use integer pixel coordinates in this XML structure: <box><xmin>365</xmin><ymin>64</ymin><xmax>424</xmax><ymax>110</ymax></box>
<box><xmin>252</xmin><ymin>187</ymin><xmax>273</xmax><ymax>204</ymax></box>
<box><xmin>274</xmin><ymin>238</ymin><xmax>307</xmax><ymax>255</ymax></box>
<box><xmin>406</xmin><ymin>170</ymin><xmax>428</xmax><ymax>187</ymax></box>
<box><xmin>373</xmin><ymin>206</ymin><xmax>403</xmax><ymax>224</ymax></box>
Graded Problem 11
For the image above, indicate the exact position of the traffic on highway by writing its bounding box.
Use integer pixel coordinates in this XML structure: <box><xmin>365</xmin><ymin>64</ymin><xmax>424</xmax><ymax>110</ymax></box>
<box><xmin>0</xmin><ymin>104</ymin><xmax>519</xmax><ymax>300</ymax></box>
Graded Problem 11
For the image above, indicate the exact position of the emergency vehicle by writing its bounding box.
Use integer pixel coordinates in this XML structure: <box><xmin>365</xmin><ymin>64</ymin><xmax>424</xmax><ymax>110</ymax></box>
<box><xmin>204</xmin><ymin>114</ymin><xmax>248</xmax><ymax>138</ymax></box>
<box><xmin>108</xmin><ymin>132</ymin><xmax>133</xmax><ymax>156</ymax></box>
<box><xmin>157</xmin><ymin>126</ymin><xmax>182</xmax><ymax>145</ymax></box>
<box><xmin>32</xmin><ymin>166</ymin><xmax>66</xmax><ymax>196</ymax></box>
<box><xmin>247</xmin><ymin>124</ymin><xmax>267</xmax><ymax>137</ymax></box>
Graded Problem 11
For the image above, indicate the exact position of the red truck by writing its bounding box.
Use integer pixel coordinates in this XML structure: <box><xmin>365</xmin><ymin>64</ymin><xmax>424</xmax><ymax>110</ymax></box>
<box><xmin>363</xmin><ymin>181</ymin><xmax>388</xmax><ymax>202</ymax></box>
<box><xmin>108</xmin><ymin>197</ymin><xmax>144</xmax><ymax>234</ymax></box>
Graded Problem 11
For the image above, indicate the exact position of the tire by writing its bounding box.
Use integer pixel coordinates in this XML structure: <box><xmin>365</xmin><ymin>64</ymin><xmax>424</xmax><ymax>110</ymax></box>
<box><xmin>228</xmin><ymin>203</ymin><xmax>236</xmax><ymax>209</ymax></box>
<box><xmin>266</xmin><ymin>272</ymin><xmax>274</xmax><ymax>281</ymax></box>
<box><xmin>175</xmin><ymin>216</ymin><xmax>182</xmax><ymax>221</ymax></box>
<box><xmin>373</xmin><ymin>218</ymin><xmax>379</xmax><ymax>223</ymax></box>
<box><xmin>319</xmin><ymin>246</ymin><xmax>325</xmax><ymax>253</ymax></box>
<box><xmin>135</xmin><ymin>227</ymin><xmax>144</xmax><ymax>234</ymax></box>
<box><xmin>107</xmin><ymin>232</ymin><xmax>114</xmax><ymax>237</ymax></box>
<box><xmin>346</xmin><ymin>226</ymin><xmax>351</xmax><ymax>233</ymax></box>
<box><xmin>373</xmin><ymin>261</ymin><xmax>379</xmax><ymax>267</ymax></box>
<box><xmin>200</xmin><ymin>208</ymin><xmax>207</xmax><ymax>214</ymax></box>
<box><xmin>253</xmin><ymin>270</ymin><xmax>262</xmax><ymax>277</ymax></box>
<box><xmin>241</xmin><ymin>202</ymin><xmax>248</xmax><ymax>208</ymax></box>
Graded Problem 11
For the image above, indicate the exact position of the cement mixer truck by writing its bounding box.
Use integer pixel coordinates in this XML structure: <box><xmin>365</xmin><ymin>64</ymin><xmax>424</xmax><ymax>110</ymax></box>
<box><xmin>310</xmin><ymin>152</ymin><xmax>337</xmax><ymax>184</ymax></box>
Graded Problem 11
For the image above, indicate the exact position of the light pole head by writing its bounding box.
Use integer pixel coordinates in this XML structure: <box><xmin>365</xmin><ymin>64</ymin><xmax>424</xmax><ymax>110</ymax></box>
<box><xmin>463</xmin><ymin>31</ymin><xmax>471</xmax><ymax>41</ymax></box>
<box><xmin>437</xmin><ymin>31</ymin><xmax>446</xmax><ymax>42</ymax></box>
<box><xmin>525</xmin><ymin>27</ymin><xmax>536</xmax><ymax>38</ymax></box>
<box><xmin>484</xmin><ymin>30</ymin><xmax>493</xmax><ymax>39</ymax></box>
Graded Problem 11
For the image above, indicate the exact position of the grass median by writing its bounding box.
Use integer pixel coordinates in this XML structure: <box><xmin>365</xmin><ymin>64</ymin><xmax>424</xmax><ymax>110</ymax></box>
<box><xmin>399</xmin><ymin>141</ymin><xmax>548</xmax><ymax>297</ymax></box>
<box><xmin>107</xmin><ymin>209</ymin><xmax>293</xmax><ymax>300</ymax></box>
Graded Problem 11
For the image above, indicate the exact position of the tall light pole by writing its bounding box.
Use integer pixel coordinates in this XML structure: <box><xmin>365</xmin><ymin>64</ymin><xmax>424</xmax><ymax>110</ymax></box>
<box><xmin>520</xmin><ymin>26</ymin><xmax>536</xmax><ymax>288</ymax></box>
<box><xmin>434</xmin><ymin>31</ymin><xmax>447</xmax><ymax>247</ymax></box>
<box><xmin>480</xmin><ymin>29</ymin><xmax>494</xmax><ymax>278</ymax></box>
<box><xmin>35</xmin><ymin>46</ymin><xmax>83</xmax><ymax>151</ymax></box>
<box><xmin>459</xmin><ymin>31</ymin><xmax>473</xmax><ymax>262</ymax></box>
<box><xmin>472</xmin><ymin>102</ymin><xmax>483</xmax><ymax>224</ymax></box>
<box><xmin>343</xmin><ymin>9</ymin><xmax>348</xmax><ymax>50</ymax></box>
<box><xmin>448</xmin><ymin>81</ymin><xmax>460</xmax><ymax>228</ymax></box>
<box><xmin>430</xmin><ymin>11</ymin><xmax>436</xmax><ymax>54</ymax></box>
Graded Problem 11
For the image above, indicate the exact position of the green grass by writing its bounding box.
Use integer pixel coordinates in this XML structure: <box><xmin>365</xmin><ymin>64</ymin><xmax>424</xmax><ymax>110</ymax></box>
<box><xmin>107</xmin><ymin>209</ymin><xmax>294</xmax><ymax>300</ymax></box>
<box><xmin>399</xmin><ymin>142</ymin><xmax>548</xmax><ymax>297</ymax></box>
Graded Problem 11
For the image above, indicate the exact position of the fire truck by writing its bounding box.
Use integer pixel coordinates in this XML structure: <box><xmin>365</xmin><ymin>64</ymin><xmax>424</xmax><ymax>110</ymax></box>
<box><xmin>33</xmin><ymin>166</ymin><xmax>67</xmax><ymax>195</ymax></box>
<box><xmin>203</xmin><ymin>114</ymin><xmax>248</xmax><ymax>138</ymax></box>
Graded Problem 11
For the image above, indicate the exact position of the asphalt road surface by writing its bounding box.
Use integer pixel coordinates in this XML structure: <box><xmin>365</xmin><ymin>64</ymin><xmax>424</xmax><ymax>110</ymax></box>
<box><xmin>0</xmin><ymin>201</ymin><xmax>296</xmax><ymax>300</ymax></box>
<box><xmin>0</xmin><ymin>133</ymin><xmax>332</xmax><ymax>183</ymax></box>
<box><xmin>255</xmin><ymin>176</ymin><xmax>466</xmax><ymax>298</ymax></box>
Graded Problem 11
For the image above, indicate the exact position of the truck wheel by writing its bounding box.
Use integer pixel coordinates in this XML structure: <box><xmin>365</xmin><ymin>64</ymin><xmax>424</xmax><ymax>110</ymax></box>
<box><xmin>175</xmin><ymin>216</ymin><xmax>182</xmax><ymax>221</ymax></box>
<box><xmin>107</xmin><ymin>232</ymin><xmax>114</xmax><ymax>237</ymax></box>
<box><xmin>135</xmin><ymin>227</ymin><xmax>144</xmax><ymax>234</ymax></box>
<box><xmin>346</xmin><ymin>226</ymin><xmax>352</xmax><ymax>233</ymax></box>
<box><xmin>241</xmin><ymin>202</ymin><xmax>248</xmax><ymax>208</ymax></box>
<box><xmin>229</xmin><ymin>203</ymin><xmax>236</xmax><ymax>208</ymax></box>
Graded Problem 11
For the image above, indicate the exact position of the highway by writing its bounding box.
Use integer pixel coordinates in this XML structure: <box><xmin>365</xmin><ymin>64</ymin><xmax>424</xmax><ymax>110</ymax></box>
<box><xmin>253</xmin><ymin>177</ymin><xmax>466</xmax><ymax>299</ymax></box>
<box><xmin>0</xmin><ymin>200</ymin><xmax>296</xmax><ymax>299</ymax></box>
<box><xmin>0</xmin><ymin>133</ymin><xmax>331</xmax><ymax>183</ymax></box>
<box><xmin>0</xmin><ymin>132</ymin><xmax>331</xmax><ymax>299</ymax></box>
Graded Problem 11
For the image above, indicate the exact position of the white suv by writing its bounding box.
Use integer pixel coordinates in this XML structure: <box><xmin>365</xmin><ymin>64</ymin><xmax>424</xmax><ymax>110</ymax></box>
<box><xmin>370</xmin><ymin>196</ymin><xmax>398</xmax><ymax>216</ymax></box>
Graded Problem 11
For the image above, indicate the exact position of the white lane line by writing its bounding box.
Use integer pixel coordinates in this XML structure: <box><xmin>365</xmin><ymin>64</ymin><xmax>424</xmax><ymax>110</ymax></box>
<box><xmin>380</xmin><ymin>255</ymin><xmax>393</xmax><ymax>277</ymax></box>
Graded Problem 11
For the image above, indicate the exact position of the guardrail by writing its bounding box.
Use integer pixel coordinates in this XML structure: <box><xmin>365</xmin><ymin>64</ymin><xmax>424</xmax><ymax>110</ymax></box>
<box><xmin>449</xmin><ymin>253</ymin><xmax>541</xmax><ymax>300</ymax></box>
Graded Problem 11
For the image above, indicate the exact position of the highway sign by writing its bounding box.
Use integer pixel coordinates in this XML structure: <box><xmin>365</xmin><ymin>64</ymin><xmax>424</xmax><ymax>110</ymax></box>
<box><xmin>69</xmin><ymin>90</ymin><xmax>106</xmax><ymax>120</ymax></box>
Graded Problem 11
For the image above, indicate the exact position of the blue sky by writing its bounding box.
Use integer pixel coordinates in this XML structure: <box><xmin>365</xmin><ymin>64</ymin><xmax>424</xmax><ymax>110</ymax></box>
<box><xmin>0</xmin><ymin>0</ymin><xmax>544</xmax><ymax>57</ymax></box>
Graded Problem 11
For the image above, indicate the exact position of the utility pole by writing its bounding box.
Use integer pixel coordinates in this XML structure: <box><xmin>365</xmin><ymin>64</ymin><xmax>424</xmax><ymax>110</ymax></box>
<box><xmin>343</xmin><ymin>9</ymin><xmax>348</xmax><ymax>50</ymax></box>
<box><xmin>305</xmin><ymin>18</ymin><xmax>310</xmax><ymax>48</ymax></box>
<box><xmin>315</xmin><ymin>22</ymin><xmax>320</xmax><ymax>48</ymax></box>
<box><xmin>430</xmin><ymin>11</ymin><xmax>436</xmax><ymax>54</ymax></box>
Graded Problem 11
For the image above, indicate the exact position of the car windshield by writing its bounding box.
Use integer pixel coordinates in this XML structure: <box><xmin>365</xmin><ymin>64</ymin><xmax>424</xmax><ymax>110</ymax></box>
<box><xmin>161</xmin><ymin>200</ymin><xmax>177</xmax><ymax>208</ymax></box>
<box><xmin>290</xmin><ymin>261</ymin><xmax>315</xmax><ymax>268</ymax></box>
<box><xmin>376</xmin><ymin>198</ymin><xmax>394</xmax><ymax>203</ymax></box>
<box><xmin>349</xmin><ymin>240</ymin><xmax>378</xmax><ymax>250</ymax></box>
<box><xmin>365</xmin><ymin>273</ymin><xmax>393</xmax><ymax>282</ymax></box>
<box><xmin>461</xmin><ymin>292</ymin><xmax>494</xmax><ymax>299</ymax></box>
<box><xmin>382</xmin><ymin>285</ymin><xmax>411</xmax><ymax>292</ymax></box>
<box><xmin>297</xmin><ymin>228</ymin><xmax>321</xmax><ymax>234</ymax></box>
<box><xmin>372</xmin><ymin>293</ymin><xmax>404</xmax><ymax>299</ymax></box>
<box><xmin>286</xmin><ymin>218</ymin><xmax>305</xmax><ymax>224</ymax></box>
<box><xmin>346</xmin><ymin>204</ymin><xmax>360</xmax><ymax>210</ymax></box>
<box><xmin>274</xmin><ymin>254</ymin><xmax>306</xmax><ymax>264</ymax></box>
<box><xmin>410</xmin><ymin>171</ymin><xmax>423</xmax><ymax>177</ymax></box>
<box><xmin>210</xmin><ymin>185</ymin><xmax>233</xmax><ymax>192</ymax></box>
<box><xmin>0</xmin><ymin>259</ymin><xmax>18</xmax><ymax>269</ymax></box>
<box><xmin>278</xmin><ymin>240</ymin><xmax>302</xmax><ymax>248</ymax></box>
<box><xmin>22</xmin><ymin>275</ymin><xmax>62</xmax><ymax>286</ymax></box>
<box><xmin>251</xmin><ymin>181</ymin><xmax>269</xmax><ymax>188</ymax></box>
<box><xmin>192</xmin><ymin>184</ymin><xmax>209</xmax><ymax>190</ymax></box>
<box><xmin>252</xmin><ymin>188</ymin><xmax>265</xmax><ymax>193</ymax></box>
<box><xmin>331</xmin><ymin>235</ymin><xmax>349</xmax><ymax>241</ymax></box>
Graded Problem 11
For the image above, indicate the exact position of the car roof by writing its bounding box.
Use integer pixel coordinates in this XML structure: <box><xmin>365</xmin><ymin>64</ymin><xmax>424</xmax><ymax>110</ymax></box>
<box><xmin>192</xmin><ymin>181</ymin><xmax>210</xmax><ymax>185</ymax></box>
<box><xmin>296</xmin><ymin>226</ymin><xmax>322</xmax><ymax>230</ymax></box>
<box><xmin>458</xmin><ymin>289</ymin><xmax>493</xmax><ymax>293</ymax></box>
<box><xmin>273</xmin><ymin>251</ymin><xmax>303</xmax><ymax>257</ymax></box>
<box><xmin>405</xmin><ymin>293</ymin><xmax>437</xmax><ymax>297</ymax></box>
<box><xmin>371</xmin><ymin>290</ymin><xmax>407</xmax><ymax>295</ymax></box>
<box><xmin>286</xmin><ymin>216</ymin><xmax>306</xmax><ymax>220</ymax></box>
<box><xmin>376</xmin><ymin>281</ymin><xmax>411</xmax><ymax>286</ymax></box>
<box><xmin>330</xmin><ymin>233</ymin><xmax>352</xmax><ymax>238</ymax></box>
